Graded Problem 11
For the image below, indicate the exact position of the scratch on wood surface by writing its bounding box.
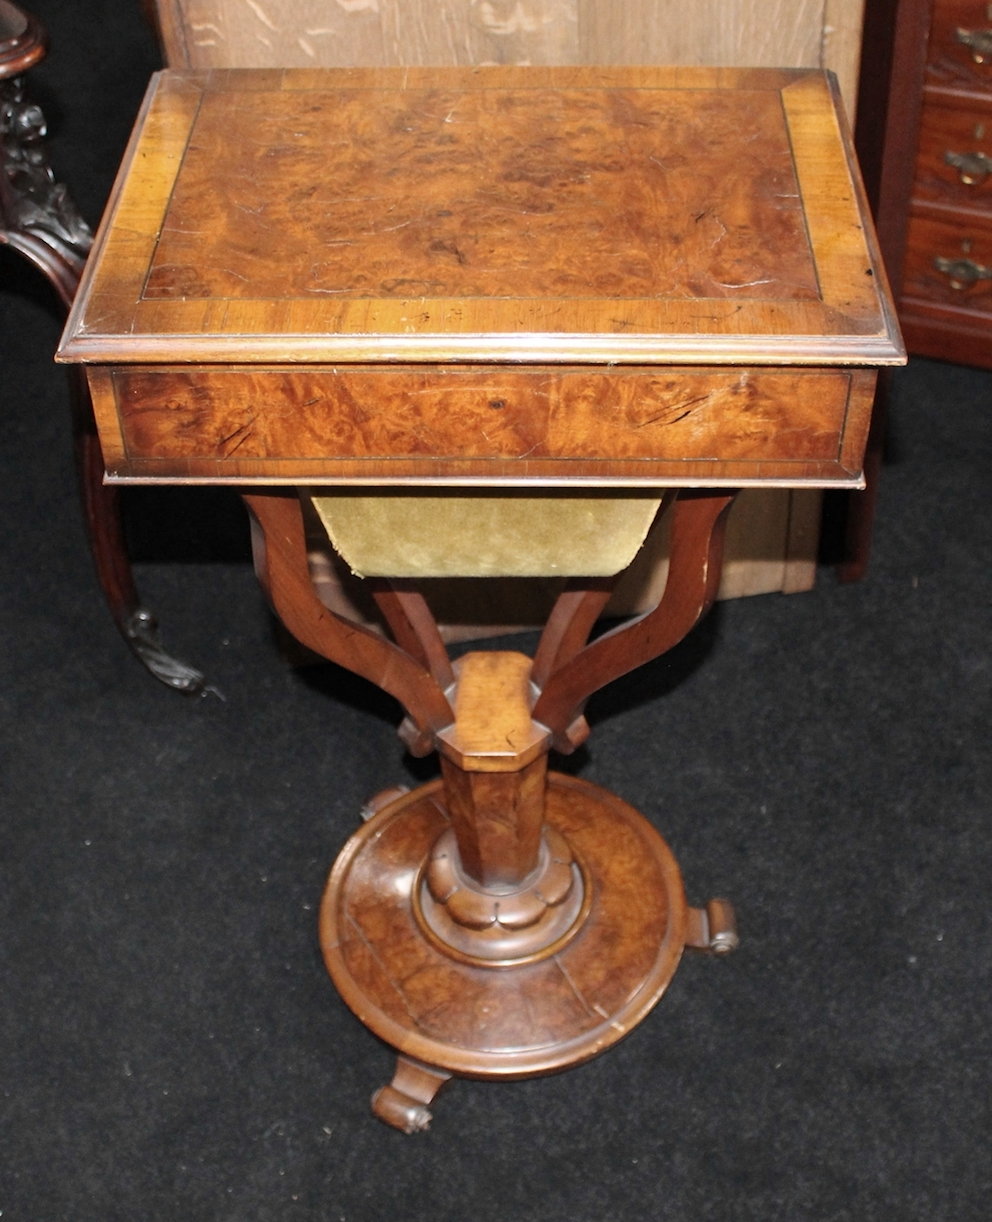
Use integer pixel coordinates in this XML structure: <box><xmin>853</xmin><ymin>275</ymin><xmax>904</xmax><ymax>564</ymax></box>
<box><xmin>336</xmin><ymin>0</ymin><xmax>379</xmax><ymax>11</ymax></box>
<box><xmin>298</xmin><ymin>37</ymin><xmax>315</xmax><ymax>57</ymax></box>
<box><xmin>716</xmin><ymin>277</ymin><xmax>775</xmax><ymax>288</ymax></box>
<box><xmin>632</xmin><ymin>393</ymin><xmax>712</xmax><ymax>429</ymax></box>
<box><xmin>709</xmin><ymin>218</ymin><xmax>727</xmax><ymax>248</ymax></box>
<box><xmin>243</xmin><ymin>0</ymin><xmax>278</xmax><ymax>32</ymax></box>
<box><xmin>220</xmin><ymin>418</ymin><xmax>255</xmax><ymax>457</ymax></box>
<box><xmin>554</xmin><ymin>956</ymin><xmax>598</xmax><ymax>1020</ymax></box>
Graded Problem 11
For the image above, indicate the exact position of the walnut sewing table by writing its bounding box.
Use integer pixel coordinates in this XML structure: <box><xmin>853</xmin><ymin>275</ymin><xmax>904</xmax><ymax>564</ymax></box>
<box><xmin>58</xmin><ymin>66</ymin><xmax>903</xmax><ymax>1132</ymax></box>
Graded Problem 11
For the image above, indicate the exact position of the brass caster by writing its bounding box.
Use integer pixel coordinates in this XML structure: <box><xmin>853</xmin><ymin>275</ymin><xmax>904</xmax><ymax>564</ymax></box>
<box><xmin>685</xmin><ymin>898</ymin><xmax>739</xmax><ymax>955</ymax></box>
<box><xmin>371</xmin><ymin>1056</ymin><xmax>451</xmax><ymax>1134</ymax></box>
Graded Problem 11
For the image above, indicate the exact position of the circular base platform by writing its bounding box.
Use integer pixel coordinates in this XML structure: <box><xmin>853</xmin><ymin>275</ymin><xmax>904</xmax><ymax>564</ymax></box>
<box><xmin>319</xmin><ymin>772</ymin><xmax>687</xmax><ymax>1079</ymax></box>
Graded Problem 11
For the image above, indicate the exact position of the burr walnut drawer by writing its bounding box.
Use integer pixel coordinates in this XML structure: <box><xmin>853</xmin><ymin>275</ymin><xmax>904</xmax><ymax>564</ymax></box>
<box><xmin>86</xmin><ymin>364</ymin><xmax>875</xmax><ymax>485</ymax></box>
<box><xmin>913</xmin><ymin>93</ymin><xmax>992</xmax><ymax>206</ymax></box>
<box><xmin>903</xmin><ymin>209</ymin><xmax>992</xmax><ymax>311</ymax></box>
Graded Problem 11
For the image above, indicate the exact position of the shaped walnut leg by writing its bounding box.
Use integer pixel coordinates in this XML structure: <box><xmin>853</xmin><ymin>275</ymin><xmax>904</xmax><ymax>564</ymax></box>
<box><xmin>0</xmin><ymin>4</ymin><xmax>204</xmax><ymax>692</ymax></box>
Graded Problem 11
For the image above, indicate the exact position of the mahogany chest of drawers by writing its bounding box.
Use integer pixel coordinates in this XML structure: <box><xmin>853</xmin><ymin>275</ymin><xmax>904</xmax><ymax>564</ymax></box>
<box><xmin>900</xmin><ymin>0</ymin><xmax>992</xmax><ymax>366</ymax></box>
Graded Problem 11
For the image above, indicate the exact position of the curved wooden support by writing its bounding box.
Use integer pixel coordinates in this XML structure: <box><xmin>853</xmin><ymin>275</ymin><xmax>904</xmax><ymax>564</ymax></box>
<box><xmin>0</xmin><ymin>225</ymin><xmax>82</xmax><ymax>308</ymax></box>
<box><xmin>530</xmin><ymin>494</ymin><xmax>676</xmax><ymax>690</ymax></box>
<box><xmin>530</xmin><ymin>580</ymin><xmax>615</xmax><ymax>691</ymax></box>
<box><xmin>371</xmin><ymin>580</ymin><xmax>455</xmax><ymax>691</ymax></box>
<box><xmin>69</xmin><ymin>371</ymin><xmax>206</xmax><ymax>692</ymax></box>
<box><xmin>1</xmin><ymin>19</ymin><xmax>206</xmax><ymax>692</ymax></box>
<box><xmin>243</xmin><ymin>491</ymin><xmax>454</xmax><ymax>744</ymax></box>
<box><xmin>531</xmin><ymin>491</ymin><xmax>737</xmax><ymax>751</ymax></box>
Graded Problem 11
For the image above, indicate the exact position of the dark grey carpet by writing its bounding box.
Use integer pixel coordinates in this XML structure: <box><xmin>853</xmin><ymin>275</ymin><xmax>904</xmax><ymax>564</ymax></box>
<box><xmin>1</xmin><ymin>4</ymin><xmax>990</xmax><ymax>1219</ymax></box>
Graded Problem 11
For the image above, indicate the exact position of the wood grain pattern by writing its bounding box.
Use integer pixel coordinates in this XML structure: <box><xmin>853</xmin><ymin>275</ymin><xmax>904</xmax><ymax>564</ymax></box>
<box><xmin>100</xmin><ymin>364</ymin><xmax>869</xmax><ymax>484</ymax></box>
<box><xmin>145</xmin><ymin>84</ymin><xmax>818</xmax><ymax>306</ymax></box>
<box><xmin>823</xmin><ymin>0</ymin><xmax>868</xmax><ymax>118</ymax></box>
<box><xmin>578</xmin><ymin>0</ymin><xmax>824</xmax><ymax>77</ymax></box>
<box><xmin>58</xmin><ymin>68</ymin><xmax>903</xmax><ymax>370</ymax></box>
<box><xmin>782</xmin><ymin>72</ymin><xmax>898</xmax><ymax>336</ymax></box>
<box><xmin>155</xmin><ymin>0</ymin><xmax>866</xmax><ymax>117</ymax></box>
<box><xmin>171</xmin><ymin>0</ymin><xmax>579</xmax><ymax>71</ymax></box>
<box><xmin>64</xmin><ymin>72</ymin><xmax>203</xmax><ymax>346</ymax></box>
<box><xmin>320</xmin><ymin>773</ymin><xmax>687</xmax><ymax>1076</ymax></box>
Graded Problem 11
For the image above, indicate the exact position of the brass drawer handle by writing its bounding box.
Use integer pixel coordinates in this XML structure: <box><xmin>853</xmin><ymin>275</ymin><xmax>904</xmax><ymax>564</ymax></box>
<box><xmin>956</xmin><ymin>27</ymin><xmax>992</xmax><ymax>62</ymax></box>
<box><xmin>934</xmin><ymin>255</ymin><xmax>992</xmax><ymax>288</ymax></box>
<box><xmin>945</xmin><ymin>149</ymin><xmax>992</xmax><ymax>184</ymax></box>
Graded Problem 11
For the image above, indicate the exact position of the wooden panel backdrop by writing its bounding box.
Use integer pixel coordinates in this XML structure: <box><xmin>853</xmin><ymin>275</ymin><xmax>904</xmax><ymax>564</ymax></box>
<box><xmin>148</xmin><ymin>0</ymin><xmax>868</xmax><ymax>607</ymax></box>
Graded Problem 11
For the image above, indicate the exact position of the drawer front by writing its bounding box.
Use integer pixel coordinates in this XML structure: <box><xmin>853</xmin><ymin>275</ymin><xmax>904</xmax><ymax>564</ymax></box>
<box><xmin>87</xmin><ymin>365</ymin><xmax>874</xmax><ymax>486</ymax></box>
<box><xmin>902</xmin><ymin>209</ymin><xmax>992</xmax><ymax>311</ymax></box>
<box><xmin>913</xmin><ymin>94</ymin><xmax>992</xmax><ymax>207</ymax></box>
<box><xmin>928</xmin><ymin>0</ymin><xmax>992</xmax><ymax>92</ymax></box>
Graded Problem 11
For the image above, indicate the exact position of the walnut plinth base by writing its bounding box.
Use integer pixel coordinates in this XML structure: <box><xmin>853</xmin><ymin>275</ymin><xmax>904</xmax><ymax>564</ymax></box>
<box><xmin>320</xmin><ymin>773</ymin><xmax>733</xmax><ymax>1131</ymax></box>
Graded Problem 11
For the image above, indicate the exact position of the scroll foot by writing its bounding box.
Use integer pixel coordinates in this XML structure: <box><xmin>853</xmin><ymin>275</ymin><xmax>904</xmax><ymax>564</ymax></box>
<box><xmin>371</xmin><ymin>1056</ymin><xmax>451</xmax><ymax>1134</ymax></box>
<box><xmin>124</xmin><ymin>608</ymin><xmax>207</xmax><ymax>695</ymax></box>
<box><xmin>685</xmin><ymin>898</ymin><xmax>739</xmax><ymax>956</ymax></box>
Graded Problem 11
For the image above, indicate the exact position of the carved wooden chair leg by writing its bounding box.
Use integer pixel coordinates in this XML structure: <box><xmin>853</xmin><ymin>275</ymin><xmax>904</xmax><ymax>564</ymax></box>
<box><xmin>371</xmin><ymin>1057</ymin><xmax>452</xmax><ymax>1133</ymax></box>
<box><xmin>0</xmin><ymin>10</ymin><xmax>205</xmax><ymax>692</ymax></box>
<box><xmin>70</xmin><ymin>371</ymin><xmax>206</xmax><ymax>692</ymax></box>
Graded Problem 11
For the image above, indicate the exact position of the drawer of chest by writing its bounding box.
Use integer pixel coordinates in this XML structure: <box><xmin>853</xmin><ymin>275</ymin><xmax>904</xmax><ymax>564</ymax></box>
<box><xmin>85</xmin><ymin>364</ymin><xmax>874</xmax><ymax>485</ymax></box>
<box><xmin>902</xmin><ymin>209</ymin><xmax>992</xmax><ymax>311</ymax></box>
<box><xmin>927</xmin><ymin>0</ymin><xmax>992</xmax><ymax>91</ymax></box>
<box><xmin>913</xmin><ymin>92</ymin><xmax>992</xmax><ymax>206</ymax></box>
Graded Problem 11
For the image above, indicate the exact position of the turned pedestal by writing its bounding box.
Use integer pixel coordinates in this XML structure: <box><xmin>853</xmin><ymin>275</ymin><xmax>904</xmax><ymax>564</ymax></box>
<box><xmin>241</xmin><ymin>487</ymin><xmax>743</xmax><ymax>1131</ymax></box>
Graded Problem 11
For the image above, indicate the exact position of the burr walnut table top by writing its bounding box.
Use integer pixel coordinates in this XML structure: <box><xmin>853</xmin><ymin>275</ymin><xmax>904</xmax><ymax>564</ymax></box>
<box><xmin>57</xmin><ymin>66</ymin><xmax>904</xmax><ymax>487</ymax></box>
